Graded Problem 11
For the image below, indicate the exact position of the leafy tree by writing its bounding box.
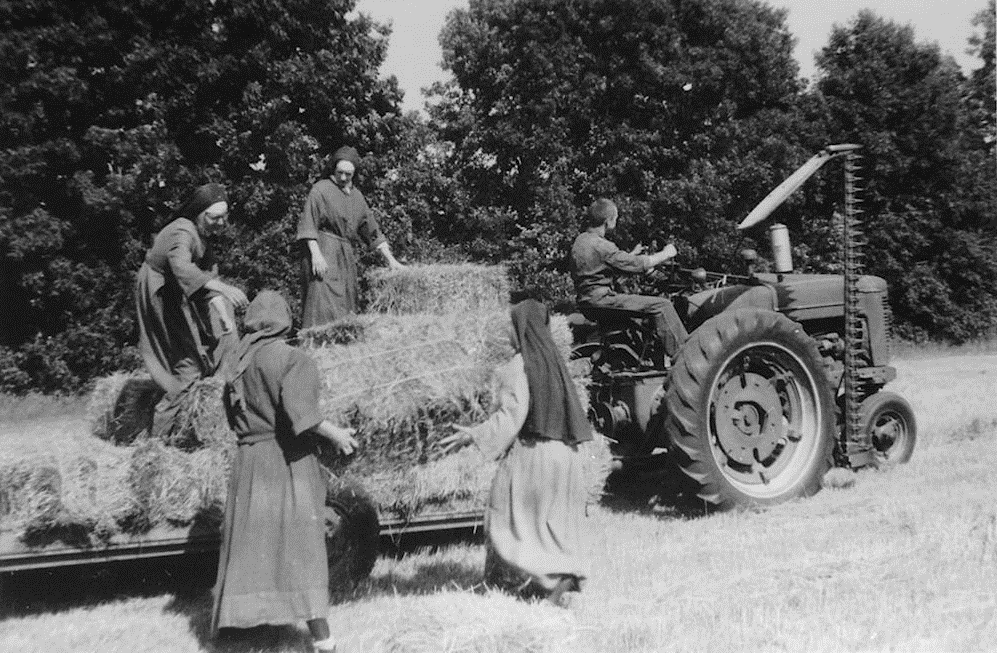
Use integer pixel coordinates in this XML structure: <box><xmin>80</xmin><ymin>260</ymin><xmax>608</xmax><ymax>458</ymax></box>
<box><xmin>815</xmin><ymin>10</ymin><xmax>997</xmax><ymax>341</ymax></box>
<box><xmin>0</xmin><ymin>0</ymin><xmax>405</xmax><ymax>392</ymax></box>
<box><xmin>430</xmin><ymin>0</ymin><xmax>816</xmax><ymax>299</ymax></box>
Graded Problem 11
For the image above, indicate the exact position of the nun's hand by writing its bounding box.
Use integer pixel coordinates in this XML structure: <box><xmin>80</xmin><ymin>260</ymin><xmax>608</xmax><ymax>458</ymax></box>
<box><xmin>311</xmin><ymin>253</ymin><xmax>329</xmax><ymax>279</ymax></box>
<box><xmin>324</xmin><ymin>424</ymin><xmax>358</xmax><ymax>456</ymax></box>
<box><xmin>438</xmin><ymin>425</ymin><xmax>474</xmax><ymax>456</ymax></box>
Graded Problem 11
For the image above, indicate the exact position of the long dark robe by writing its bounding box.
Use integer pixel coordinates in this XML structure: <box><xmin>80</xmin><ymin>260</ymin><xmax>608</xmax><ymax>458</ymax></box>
<box><xmin>296</xmin><ymin>179</ymin><xmax>386</xmax><ymax>328</ymax></box>
<box><xmin>211</xmin><ymin>291</ymin><xmax>329</xmax><ymax>634</ymax></box>
<box><xmin>135</xmin><ymin>217</ymin><xmax>235</xmax><ymax>396</ymax></box>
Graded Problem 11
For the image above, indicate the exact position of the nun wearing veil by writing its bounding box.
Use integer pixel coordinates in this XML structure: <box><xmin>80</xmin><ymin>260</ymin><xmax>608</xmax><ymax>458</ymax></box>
<box><xmin>441</xmin><ymin>299</ymin><xmax>593</xmax><ymax>606</ymax></box>
<box><xmin>135</xmin><ymin>182</ymin><xmax>249</xmax><ymax>438</ymax></box>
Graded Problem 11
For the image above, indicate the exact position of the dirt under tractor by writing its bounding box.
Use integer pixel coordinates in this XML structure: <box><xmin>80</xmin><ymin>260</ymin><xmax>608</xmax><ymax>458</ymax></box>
<box><xmin>572</xmin><ymin>144</ymin><xmax>917</xmax><ymax>510</ymax></box>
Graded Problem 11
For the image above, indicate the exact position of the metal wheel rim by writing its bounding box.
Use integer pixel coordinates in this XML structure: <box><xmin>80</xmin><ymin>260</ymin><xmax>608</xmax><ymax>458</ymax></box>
<box><xmin>871</xmin><ymin>409</ymin><xmax>911</xmax><ymax>459</ymax></box>
<box><xmin>708</xmin><ymin>341</ymin><xmax>823</xmax><ymax>497</ymax></box>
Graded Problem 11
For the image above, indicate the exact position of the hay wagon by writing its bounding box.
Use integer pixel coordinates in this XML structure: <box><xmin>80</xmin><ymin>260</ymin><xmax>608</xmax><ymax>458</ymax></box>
<box><xmin>0</xmin><ymin>265</ymin><xmax>608</xmax><ymax>583</ymax></box>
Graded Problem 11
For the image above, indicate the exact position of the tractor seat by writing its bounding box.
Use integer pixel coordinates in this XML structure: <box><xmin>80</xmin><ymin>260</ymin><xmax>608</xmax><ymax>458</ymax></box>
<box><xmin>578</xmin><ymin>306</ymin><xmax>651</xmax><ymax>328</ymax></box>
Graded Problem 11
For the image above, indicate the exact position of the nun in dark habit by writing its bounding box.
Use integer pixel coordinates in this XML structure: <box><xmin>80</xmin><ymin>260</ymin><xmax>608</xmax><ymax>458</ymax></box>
<box><xmin>296</xmin><ymin>145</ymin><xmax>404</xmax><ymax>328</ymax></box>
<box><xmin>211</xmin><ymin>291</ymin><xmax>358</xmax><ymax>653</ymax></box>
<box><xmin>135</xmin><ymin>182</ymin><xmax>248</xmax><ymax>437</ymax></box>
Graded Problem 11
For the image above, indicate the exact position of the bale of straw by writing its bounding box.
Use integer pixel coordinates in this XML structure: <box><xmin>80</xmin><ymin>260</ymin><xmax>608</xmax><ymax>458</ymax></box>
<box><xmin>57</xmin><ymin>440</ymin><xmax>135</xmax><ymax>541</ymax></box>
<box><xmin>87</xmin><ymin>373</ymin><xmax>234</xmax><ymax>452</ymax></box>
<box><xmin>304</xmin><ymin>307</ymin><xmax>607</xmax><ymax>520</ymax></box>
<box><xmin>87</xmin><ymin>372</ymin><xmax>163</xmax><ymax>445</ymax></box>
<box><xmin>298</xmin><ymin>314</ymin><xmax>371</xmax><ymax>348</ymax></box>
<box><xmin>167</xmin><ymin>377</ymin><xmax>233</xmax><ymax>451</ymax></box>
<box><xmin>308</xmin><ymin>310</ymin><xmax>510</xmax><ymax>478</ymax></box>
<box><xmin>366</xmin><ymin>264</ymin><xmax>510</xmax><ymax>315</ymax></box>
<box><xmin>125</xmin><ymin>439</ymin><xmax>229</xmax><ymax>531</ymax></box>
<box><xmin>0</xmin><ymin>456</ymin><xmax>62</xmax><ymax>534</ymax></box>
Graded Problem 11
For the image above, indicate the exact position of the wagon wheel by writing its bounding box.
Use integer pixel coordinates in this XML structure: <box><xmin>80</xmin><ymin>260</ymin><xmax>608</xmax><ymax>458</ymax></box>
<box><xmin>859</xmin><ymin>391</ymin><xmax>917</xmax><ymax>466</ymax></box>
<box><xmin>664</xmin><ymin>308</ymin><xmax>835</xmax><ymax>510</ymax></box>
<box><xmin>324</xmin><ymin>473</ymin><xmax>379</xmax><ymax>591</ymax></box>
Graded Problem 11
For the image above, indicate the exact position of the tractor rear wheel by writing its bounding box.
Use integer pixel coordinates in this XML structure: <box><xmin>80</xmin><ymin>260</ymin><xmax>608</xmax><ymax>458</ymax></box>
<box><xmin>665</xmin><ymin>308</ymin><xmax>835</xmax><ymax>510</ymax></box>
<box><xmin>859</xmin><ymin>391</ymin><xmax>917</xmax><ymax>466</ymax></box>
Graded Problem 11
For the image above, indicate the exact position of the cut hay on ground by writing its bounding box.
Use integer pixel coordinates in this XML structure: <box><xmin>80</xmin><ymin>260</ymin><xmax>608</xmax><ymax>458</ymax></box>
<box><xmin>366</xmin><ymin>263</ymin><xmax>509</xmax><ymax>315</ymax></box>
<box><xmin>371</xmin><ymin>592</ymin><xmax>578</xmax><ymax>653</ymax></box>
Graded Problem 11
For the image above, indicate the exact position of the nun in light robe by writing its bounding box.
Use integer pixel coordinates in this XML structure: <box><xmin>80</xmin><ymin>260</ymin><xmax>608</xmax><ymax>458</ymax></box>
<box><xmin>445</xmin><ymin>299</ymin><xmax>593</xmax><ymax>606</ymax></box>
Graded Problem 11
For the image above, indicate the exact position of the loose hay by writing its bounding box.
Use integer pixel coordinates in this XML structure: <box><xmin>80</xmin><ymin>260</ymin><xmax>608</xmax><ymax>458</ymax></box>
<box><xmin>376</xmin><ymin>592</ymin><xmax>578</xmax><ymax>653</ymax></box>
<box><xmin>366</xmin><ymin>263</ymin><xmax>510</xmax><ymax>315</ymax></box>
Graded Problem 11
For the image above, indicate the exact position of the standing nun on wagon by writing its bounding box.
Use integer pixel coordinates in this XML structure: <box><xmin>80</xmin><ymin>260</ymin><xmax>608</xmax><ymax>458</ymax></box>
<box><xmin>135</xmin><ymin>182</ymin><xmax>249</xmax><ymax>438</ymax></box>
<box><xmin>212</xmin><ymin>290</ymin><xmax>359</xmax><ymax>653</ymax></box>
<box><xmin>441</xmin><ymin>299</ymin><xmax>593</xmax><ymax>606</ymax></box>
<box><xmin>296</xmin><ymin>145</ymin><xmax>405</xmax><ymax>328</ymax></box>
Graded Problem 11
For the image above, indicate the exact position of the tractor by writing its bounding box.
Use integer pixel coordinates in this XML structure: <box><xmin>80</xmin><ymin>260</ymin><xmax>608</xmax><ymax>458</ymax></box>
<box><xmin>572</xmin><ymin>144</ymin><xmax>917</xmax><ymax>510</ymax></box>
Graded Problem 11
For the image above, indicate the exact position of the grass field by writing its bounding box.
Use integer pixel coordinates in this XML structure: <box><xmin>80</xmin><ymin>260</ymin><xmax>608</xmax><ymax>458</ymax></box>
<box><xmin>2</xmin><ymin>353</ymin><xmax>997</xmax><ymax>652</ymax></box>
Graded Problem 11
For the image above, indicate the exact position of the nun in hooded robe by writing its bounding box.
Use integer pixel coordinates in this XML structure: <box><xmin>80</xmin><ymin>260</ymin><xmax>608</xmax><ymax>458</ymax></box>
<box><xmin>134</xmin><ymin>182</ymin><xmax>248</xmax><ymax>438</ymax></box>
<box><xmin>211</xmin><ymin>290</ymin><xmax>357</xmax><ymax>653</ymax></box>
<box><xmin>296</xmin><ymin>145</ymin><xmax>404</xmax><ymax>328</ymax></box>
<box><xmin>442</xmin><ymin>299</ymin><xmax>593</xmax><ymax>606</ymax></box>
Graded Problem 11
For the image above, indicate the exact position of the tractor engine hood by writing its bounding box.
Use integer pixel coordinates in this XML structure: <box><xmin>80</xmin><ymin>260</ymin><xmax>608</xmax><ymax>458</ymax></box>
<box><xmin>684</xmin><ymin>273</ymin><xmax>888</xmax><ymax>329</ymax></box>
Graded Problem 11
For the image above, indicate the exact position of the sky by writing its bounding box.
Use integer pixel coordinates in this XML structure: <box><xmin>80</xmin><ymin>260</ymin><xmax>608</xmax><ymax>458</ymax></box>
<box><xmin>354</xmin><ymin>0</ymin><xmax>991</xmax><ymax>114</ymax></box>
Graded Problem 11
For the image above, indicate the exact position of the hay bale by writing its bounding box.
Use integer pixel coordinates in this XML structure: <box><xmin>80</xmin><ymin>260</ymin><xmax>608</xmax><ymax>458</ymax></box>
<box><xmin>303</xmin><ymin>306</ymin><xmax>607</xmax><ymax>520</ymax></box>
<box><xmin>308</xmin><ymin>310</ymin><xmax>510</xmax><ymax>477</ymax></box>
<box><xmin>87</xmin><ymin>372</ymin><xmax>163</xmax><ymax>445</ymax></box>
<box><xmin>57</xmin><ymin>441</ymin><xmax>136</xmax><ymax>540</ymax></box>
<box><xmin>298</xmin><ymin>314</ymin><xmax>371</xmax><ymax>348</ymax></box>
<box><xmin>168</xmin><ymin>377</ymin><xmax>233</xmax><ymax>451</ymax></box>
<box><xmin>88</xmin><ymin>373</ymin><xmax>233</xmax><ymax>452</ymax></box>
<box><xmin>366</xmin><ymin>264</ymin><xmax>509</xmax><ymax>315</ymax></box>
<box><xmin>126</xmin><ymin>439</ymin><xmax>229</xmax><ymax>531</ymax></box>
<box><xmin>0</xmin><ymin>456</ymin><xmax>62</xmax><ymax>533</ymax></box>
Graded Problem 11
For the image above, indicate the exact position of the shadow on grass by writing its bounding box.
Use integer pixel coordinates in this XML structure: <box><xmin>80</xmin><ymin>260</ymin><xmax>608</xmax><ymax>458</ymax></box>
<box><xmin>599</xmin><ymin>458</ymin><xmax>712</xmax><ymax>519</ymax></box>
<box><xmin>160</xmin><ymin>552</ymin><xmax>489</xmax><ymax>652</ymax></box>
<box><xmin>0</xmin><ymin>551</ymin><xmax>218</xmax><ymax>619</ymax></box>
<box><xmin>336</xmin><ymin>557</ymin><xmax>487</xmax><ymax>605</ymax></box>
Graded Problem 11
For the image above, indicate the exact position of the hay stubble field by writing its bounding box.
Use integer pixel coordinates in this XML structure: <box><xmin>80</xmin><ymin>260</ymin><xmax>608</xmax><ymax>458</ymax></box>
<box><xmin>2</xmin><ymin>351</ymin><xmax>997</xmax><ymax>653</ymax></box>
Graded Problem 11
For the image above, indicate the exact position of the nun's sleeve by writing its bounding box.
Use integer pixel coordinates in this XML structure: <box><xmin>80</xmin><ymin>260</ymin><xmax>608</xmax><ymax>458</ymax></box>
<box><xmin>296</xmin><ymin>183</ymin><xmax>322</xmax><ymax>242</ymax></box>
<box><xmin>280</xmin><ymin>350</ymin><xmax>325</xmax><ymax>437</ymax></box>
<box><xmin>355</xmin><ymin>194</ymin><xmax>387</xmax><ymax>250</ymax></box>
<box><xmin>468</xmin><ymin>354</ymin><xmax>529</xmax><ymax>461</ymax></box>
<box><xmin>166</xmin><ymin>226</ymin><xmax>215</xmax><ymax>297</ymax></box>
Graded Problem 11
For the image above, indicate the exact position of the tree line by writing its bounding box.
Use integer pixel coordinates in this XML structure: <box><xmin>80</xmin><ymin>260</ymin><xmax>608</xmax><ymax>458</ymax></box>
<box><xmin>1</xmin><ymin>0</ymin><xmax>995</xmax><ymax>393</ymax></box>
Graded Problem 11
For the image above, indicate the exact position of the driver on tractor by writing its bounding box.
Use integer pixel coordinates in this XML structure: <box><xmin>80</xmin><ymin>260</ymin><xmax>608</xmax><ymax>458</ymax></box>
<box><xmin>569</xmin><ymin>198</ymin><xmax>688</xmax><ymax>364</ymax></box>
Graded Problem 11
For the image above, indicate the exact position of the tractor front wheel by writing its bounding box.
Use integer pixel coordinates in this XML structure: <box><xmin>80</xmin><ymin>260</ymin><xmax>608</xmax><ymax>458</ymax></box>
<box><xmin>859</xmin><ymin>391</ymin><xmax>917</xmax><ymax>466</ymax></box>
<box><xmin>665</xmin><ymin>308</ymin><xmax>835</xmax><ymax>510</ymax></box>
